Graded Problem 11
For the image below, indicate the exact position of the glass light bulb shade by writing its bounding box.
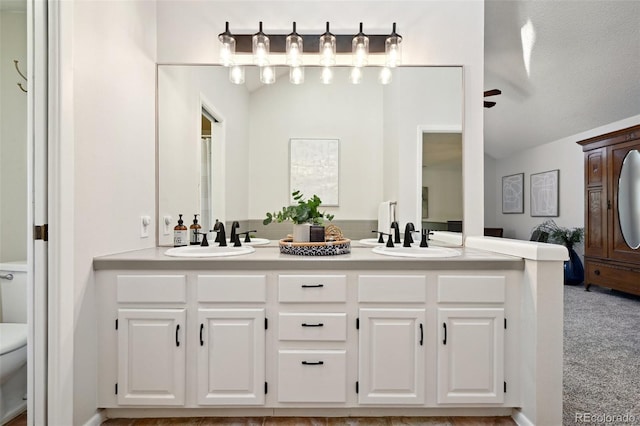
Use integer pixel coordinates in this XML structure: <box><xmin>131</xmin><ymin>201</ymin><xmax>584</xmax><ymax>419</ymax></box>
<box><xmin>385</xmin><ymin>36</ymin><xmax>402</xmax><ymax>67</ymax></box>
<box><xmin>320</xmin><ymin>67</ymin><xmax>333</xmax><ymax>84</ymax></box>
<box><xmin>260</xmin><ymin>66</ymin><xmax>276</xmax><ymax>84</ymax></box>
<box><xmin>319</xmin><ymin>34</ymin><xmax>336</xmax><ymax>66</ymax></box>
<box><xmin>252</xmin><ymin>34</ymin><xmax>270</xmax><ymax>66</ymax></box>
<box><xmin>290</xmin><ymin>66</ymin><xmax>304</xmax><ymax>84</ymax></box>
<box><xmin>218</xmin><ymin>35</ymin><xmax>236</xmax><ymax>67</ymax></box>
<box><xmin>350</xmin><ymin>67</ymin><xmax>363</xmax><ymax>84</ymax></box>
<box><xmin>352</xmin><ymin>35</ymin><xmax>369</xmax><ymax>67</ymax></box>
<box><xmin>379</xmin><ymin>67</ymin><xmax>392</xmax><ymax>85</ymax></box>
<box><xmin>229</xmin><ymin>65</ymin><xmax>245</xmax><ymax>84</ymax></box>
<box><xmin>286</xmin><ymin>34</ymin><xmax>303</xmax><ymax>66</ymax></box>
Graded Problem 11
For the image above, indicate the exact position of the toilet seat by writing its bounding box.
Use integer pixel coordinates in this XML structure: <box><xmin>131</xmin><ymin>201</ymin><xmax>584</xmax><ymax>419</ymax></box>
<box><xmin>0</xmin><ymin>323</ymin><xmax>27</xmax><ymax>355</ymax></box>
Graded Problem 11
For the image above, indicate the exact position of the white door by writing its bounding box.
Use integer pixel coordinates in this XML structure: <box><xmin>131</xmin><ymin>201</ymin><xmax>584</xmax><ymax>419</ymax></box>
<box><xmin>358</xmin><ymin>308</ymin><xmax>426</xmax><ymax>404</ymax></box>
<box><xmin>117</xmin><ymin>308</ymin><xmax>186</xmax><ymax>405</ymax></box>
<box><xmin>437</xmin><ymin>308</ymin><xmax>504</xmax><ymax>404</ymax></box>
<box><xmin>197</xmin><ymin>308</ymin><xmax>265</xmax><ymax>405</ymax></box>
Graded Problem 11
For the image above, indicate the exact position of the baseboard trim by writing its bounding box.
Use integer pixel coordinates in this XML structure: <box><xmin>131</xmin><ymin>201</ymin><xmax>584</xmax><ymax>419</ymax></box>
<box><xmin>512</xmin><ymin>409</ymin><xmax>535</xmax><ymax>426</ymax></box>
<box><xmin>83</xmin><ymin>409</ymin><xmax>107</xmax><ymax>426</ymax></box>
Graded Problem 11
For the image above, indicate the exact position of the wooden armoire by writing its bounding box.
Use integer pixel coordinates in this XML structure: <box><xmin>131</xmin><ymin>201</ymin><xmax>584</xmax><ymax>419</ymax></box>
<box><xmin>577</xmin><ymin>124</ymin><xmax>640</xmax><ymax>296</ymax></box>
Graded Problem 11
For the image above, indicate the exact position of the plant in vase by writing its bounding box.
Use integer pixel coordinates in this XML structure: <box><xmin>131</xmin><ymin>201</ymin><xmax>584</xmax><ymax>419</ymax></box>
<box><xmin>532</xmin><ymin>219</ymin><xmax>585</xmax><ymax>285</ymax></box>
<box><xmin>263</xmin><ymin>190</ymin><xmax>335</xmax><ymax>242</ymax></box>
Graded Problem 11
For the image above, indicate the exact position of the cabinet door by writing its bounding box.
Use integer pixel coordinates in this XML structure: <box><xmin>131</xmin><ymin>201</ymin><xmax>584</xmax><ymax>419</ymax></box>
<box><xmin>197</xmin><ymin>309</ymin><xmax>265</xmax><ymax>405</ymax></box>
<box><xmin>117</xmin><ymin>308</ymin><xmax>186</xmax><ymax>405</ymax></box>
<box><xmin>437</xmin><ymin>308</ymin><xmax>504</xmax><ymax>404</ymax></box>
<box><xmin>358</xmin><ymin>308</ymin><xmax>425</xmax><ymax>404</ymax></box>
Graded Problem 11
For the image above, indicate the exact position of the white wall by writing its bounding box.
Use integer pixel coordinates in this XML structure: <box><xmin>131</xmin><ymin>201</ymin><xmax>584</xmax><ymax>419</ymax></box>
<box><xmin>485</xmin><ymin>115</ymin><xmax>640</xmax><ymax>242</ymax></box>
<box><xmin>0</xmin><ymin>10</ymin><xmax>27</xmax><ymax>262</ymax></box>
<box><xmin>248</xmin><ymin>67</ymin><xmax>383</xmax><ymax>220</ymax></box>
<box><xmin>70</xmin><ymin>1</ymin><xmax>157</xmax><ymax>423</ymax></box>
<box><xmin>158</xmin><ymin>66</ymin><xmax>250</xmax><ymax>245</ymax></box>
<box><xmin>156</xmin><ymin>0</ymin><xmax>485</xmax><ymax>235</ymax></box>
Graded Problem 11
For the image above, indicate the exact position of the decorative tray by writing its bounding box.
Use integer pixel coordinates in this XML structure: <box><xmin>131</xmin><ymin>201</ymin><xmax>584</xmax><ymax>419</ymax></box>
<box><xmin>278</xmin><ymin>238</ymin><xmax>351</xmax><ymax>256</ymax></box>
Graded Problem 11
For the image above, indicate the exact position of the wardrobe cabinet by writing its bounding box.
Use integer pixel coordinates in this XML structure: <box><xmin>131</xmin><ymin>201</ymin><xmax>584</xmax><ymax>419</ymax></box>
<box><xmin>578</xmin><ymin>124</ymin><xmax>640</xmax><ymax>296</ymax></box>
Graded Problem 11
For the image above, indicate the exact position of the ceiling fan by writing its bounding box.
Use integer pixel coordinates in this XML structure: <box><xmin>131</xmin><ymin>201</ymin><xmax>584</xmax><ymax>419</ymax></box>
<box><xmin>484</xmin><ymin>89</ymin><xmax>502</xmax><ymax>108</ymax></box>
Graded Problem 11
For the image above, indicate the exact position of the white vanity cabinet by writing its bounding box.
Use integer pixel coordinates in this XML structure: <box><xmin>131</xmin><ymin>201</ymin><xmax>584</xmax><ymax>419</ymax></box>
<box><xmin>276</xmin><ymin>274</ymin><xmax>349</xmax><ymax>404</ymax></box>
<box><xmin>435</xmin><ymin>275</ymin><xmax>507</xmax><ymax>404</ymax></box>
<box><xmin>357</xmin><ymin>275</ymin><xmax>426</xmax><ymax>405</ymax></box>
<box><xmin>196</xmin><ymin>275</ymin><xmax>267</xmax><ymax>405</ymax></box>
<box><xmin>113</xmin><ymin>274</ymin><xmax>188</xmax><ymax>406</ymax></box>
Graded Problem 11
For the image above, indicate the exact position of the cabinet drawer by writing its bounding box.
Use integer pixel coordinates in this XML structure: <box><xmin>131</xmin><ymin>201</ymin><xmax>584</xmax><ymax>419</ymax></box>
<box><xmin>358</xmin><ymin>275</ymin><xmax>426</xmax><ymax>302</ymax></box>
<box><xmin>277</xmin><ymin>350</ymin><xmax>347</xmax><ymax>402</ymax></box>
<box><xmin>278</xmin><ymin>313</ymin><xmax>347</xmax><ymax>341</ymax></box>
<box><xmin>117</xmin><ymin>275</ymin><xmax>186</xmax><ymax>303</ymax></box>
<box><xmin>586</xmin><ymin>260</ymin><xmax>640</xmax><ymax>294</ymax></box>
<box><xmin>197</xmin><ymin>275</ymin><xmax>266</xmax><ymax>302</ymax></box>
<box><xmin>437</xmin><ymin>275</ymin><xmax>505</xmax><ymax>303</ymax></box>
<box><xmin>278</xmin><ymin>275</ymin><xmax>347</xmax><ymax>303</ymax></box>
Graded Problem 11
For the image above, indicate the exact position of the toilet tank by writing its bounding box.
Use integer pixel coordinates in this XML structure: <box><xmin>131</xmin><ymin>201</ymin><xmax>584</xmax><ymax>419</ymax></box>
<box><xmin>0</xmin><ymin>261</ymin><xmax>27</xmax><ymax>323</ymax></box>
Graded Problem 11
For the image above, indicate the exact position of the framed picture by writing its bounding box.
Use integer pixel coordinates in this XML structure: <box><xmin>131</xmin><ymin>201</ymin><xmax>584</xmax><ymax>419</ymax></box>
<box><xmin>502</xmin><ymin>173</ymin><xmax>524</xmax><ymax>214</ymax></box>
<box><xmin>289</xmin><ymin>138</ymin><xmax>339</xmax><ymax>206</ymax></box>
<box><xmin>530</xmin><ymin>169</ymin><xmax>559</xmax><ymax>217</ymax></box>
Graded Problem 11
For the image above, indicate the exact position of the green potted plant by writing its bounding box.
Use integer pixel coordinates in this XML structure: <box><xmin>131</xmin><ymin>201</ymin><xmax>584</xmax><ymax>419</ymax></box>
<box><xmin>263</xmin><ymin>190</ymin><xmax>334</xmax><ymax>242</ymax></box>
<box><xmin>532</xmin><ymin>219</ymin><xmax>584</xmax><ymax>285</ymax></box>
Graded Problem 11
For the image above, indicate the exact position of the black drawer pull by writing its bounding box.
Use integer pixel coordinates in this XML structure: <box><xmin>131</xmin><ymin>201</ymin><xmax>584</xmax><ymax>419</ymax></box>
<box><xmin>301</xmin><ymin>361</ymin><xmax>324</xmax><ymax>366</ymax></box>
<box><xmin>419</xmin><ymin>323</ymin><xmax>424</xmax><ymax>346</ymax></box>
<box><xmin>176</xmin><ymin>324</ymin><xmax>180</xmax><ymax>347</ymax></box>
<box><xmin>301</xmin><ymin>284</ymin><xmax>324</xmax><ymax>288</ymax></box>
<box><xmin>594</xmin><ymin>269</ymin><xmax>601</xmax><ymax>276</ymax></box>
<box><xmin>200</xmin><ymin>323</ymin><xmax>204</xmax><ymax>346</ymax></box>
<box><xmin>443</xmin><ymin>322</ymin><xmax>447</xmax><ymax>345</ymax></box>
<box><xmin>302</xmin><ymin>323</ymin><xmax>324</xmax><ymax>327</ymax></box>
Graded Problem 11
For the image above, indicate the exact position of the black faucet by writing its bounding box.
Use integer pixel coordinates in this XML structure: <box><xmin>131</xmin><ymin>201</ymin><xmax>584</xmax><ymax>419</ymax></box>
<box><xmin>197</xmin><ymin>231</ymin><xmax>209</xmax><ymax>247</ymax></box>
<box><xmin>379</xmin><ymin>232</ymin><xmax>395</xmax><ymax>248</ymax></box>
<box><xmin>390</xmin><ymin>221</ymin><xmax>401</xmax><ymax>243</ymax></box>
<box><xmin>403</xmin><ymin>222</ymin><xmax>416</xmax><ymax>247</ymax></box>
<box><xmin>238</xmin><ymin>230</ymin><xmax>257</xmax><ymax>243</ymax></box>
<box><xmin>372</xmin><ymin>230</ymin><xmax>385</xmax><ymax>243</ymax></box>
<box><xmin>229</xmin><ymin>221</ymin><xmax>240</xmax><ymax>245</ymax></box>
<box><xmin>213</xmin><ymin>221</ymin><xmax>227</xmax><ymax>247</ymax></box>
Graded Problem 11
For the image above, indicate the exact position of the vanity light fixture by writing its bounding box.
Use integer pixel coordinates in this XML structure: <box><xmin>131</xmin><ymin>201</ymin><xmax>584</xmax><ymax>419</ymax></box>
<box><xmin>252</xmin><ymin>21</ymin><xmax>270</xmax><ymax>66</ymax></box>
<box><xmin>220</xmin><ymin>22</ymin><xmax>403</xmax><ymax>85</ymax></box>
<box><xmin>260</xmin><ymin>65</ymin><xmax>276</xmax><ymax>84</ymax></box>
<box><xmin>352</xmin><ymin>23</ymin><xmax>369</xmax><ymax>67</ymax></box>
<box><xmin>286</xmin><ymin>22</ymin><xmax>303</xmax><ymax>66</ymax></box>
<box><xmin>229</xmin><ymin>64</ymin><xmax>245</xmax><ymax>84</ymax></box>
<box><xmin>319</xmin><ymin>22</ymin><xmax>336</xmax><ymax>66</ymax></box>
<box><xmin>385</xmin><ymin>23</ymin><xmax>402</xmax><ymax>67</ymax></box>
<box><xmin>218</xmin><ymin>21</ymin><xmax>236</xmax><ymax>67</ymax></box>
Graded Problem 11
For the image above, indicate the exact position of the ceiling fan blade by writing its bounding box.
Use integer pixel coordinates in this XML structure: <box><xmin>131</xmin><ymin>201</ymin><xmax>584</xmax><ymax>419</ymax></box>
<box><xmin>484</xmin><ymin>101</ymin><xmax>496</xmax><ymax>108</ymax></box>
<box><xmin>484</xmin><ymin>89</ymin><xmax>502</xmax><ymax>97</ymax></box>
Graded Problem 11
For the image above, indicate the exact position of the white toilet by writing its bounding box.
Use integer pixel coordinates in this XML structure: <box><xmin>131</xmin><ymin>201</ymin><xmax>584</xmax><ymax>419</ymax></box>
<box><xmin>0</xmin><ymin>261</ymin><xmax>27</xmax><ymax>425</ymax></box>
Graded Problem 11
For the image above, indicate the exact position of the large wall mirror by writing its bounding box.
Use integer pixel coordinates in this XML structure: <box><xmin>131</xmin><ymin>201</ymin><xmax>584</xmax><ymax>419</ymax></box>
<box><xmin>157</xmin><ymin>65</ymin><xmax>462</xmax><ymax>245</ymax></box>
<box><xmin>618</xmin><ymin>149</ymin><xmax>640</xmax><ymax>249</ymax></box>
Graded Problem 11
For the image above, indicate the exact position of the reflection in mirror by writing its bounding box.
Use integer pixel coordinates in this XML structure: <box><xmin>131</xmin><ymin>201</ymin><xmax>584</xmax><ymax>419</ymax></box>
<box><xmin>618</xmin><ymin>149</ymin><xmax>640</xmax><ymax>249</ymax></box>
<box><xmin>421</xmin><ymin>132</ymin><xmax>463</xmax><ymax>233</ymax></box>
<box><xmin>157</xmin><ymin>65</ymin><xmax>462</xmax><ymax>246</ymax></box>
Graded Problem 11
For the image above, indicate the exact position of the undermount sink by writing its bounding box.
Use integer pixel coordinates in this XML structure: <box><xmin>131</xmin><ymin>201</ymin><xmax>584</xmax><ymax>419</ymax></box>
<box><xmin>164</xmin><ymin>245</ymin><xmax>256</xmax><ymax>258</ymax></box>
<box><xmin>372</xmin><ymin>246</ymin><xmax>462</xmax><ymax>258</ymax></box>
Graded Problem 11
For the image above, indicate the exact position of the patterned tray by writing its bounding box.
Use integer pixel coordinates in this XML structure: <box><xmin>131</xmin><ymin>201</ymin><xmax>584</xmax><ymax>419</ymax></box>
<box><xmin>278</xmin><ymin>238</ymin><xmax>351</xmax><ymax>256</ymax></box>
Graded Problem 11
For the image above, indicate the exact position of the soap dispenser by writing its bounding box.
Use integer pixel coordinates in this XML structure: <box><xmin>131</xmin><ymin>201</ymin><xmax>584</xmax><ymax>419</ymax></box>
<box><xmin>173</xmin><ymin>214</ymin><xmax>188</xmax><ymax>247</ymax></box>
<box><xmin>190</xmin><ymin>214</ymin><xmax>202</xmax><ymax>245</ymax></box>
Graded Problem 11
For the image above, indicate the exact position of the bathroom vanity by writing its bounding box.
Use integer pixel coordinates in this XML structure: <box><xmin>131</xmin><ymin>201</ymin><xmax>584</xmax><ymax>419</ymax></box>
<box><xmin>93</xmin><ymin>238</ymin><xmax>566</xmax><ymax>425</ymax></box>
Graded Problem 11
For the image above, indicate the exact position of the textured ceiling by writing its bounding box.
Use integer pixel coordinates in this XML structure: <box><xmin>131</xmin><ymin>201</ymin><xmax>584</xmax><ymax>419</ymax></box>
<box><xmin>484</xmin><ymin>0</ymin><xmax>640</xmax><ymax>159</ymax></box>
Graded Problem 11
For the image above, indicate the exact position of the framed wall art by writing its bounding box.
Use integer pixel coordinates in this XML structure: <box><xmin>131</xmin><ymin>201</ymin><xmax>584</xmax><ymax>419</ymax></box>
<box><xmin>502</xmin><ymin>173</ymin><xmax>524</xmax><ymax>214</ymax></box>
<box><xmin>289</xmin><ymin>138</ymin><xmax>339</xmax><ymax>206</ymax></box>
<box><xmin>530</xmin><ymin>169</ymin><xmax>559</xmax><ymax>217</ymax></box>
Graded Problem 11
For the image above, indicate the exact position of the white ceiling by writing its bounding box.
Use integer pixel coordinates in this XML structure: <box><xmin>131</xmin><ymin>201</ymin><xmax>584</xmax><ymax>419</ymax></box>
<box><xmin>484</xmin><ymin>0</ymin><xmax>640</xmax><ymax>159</ymax></box>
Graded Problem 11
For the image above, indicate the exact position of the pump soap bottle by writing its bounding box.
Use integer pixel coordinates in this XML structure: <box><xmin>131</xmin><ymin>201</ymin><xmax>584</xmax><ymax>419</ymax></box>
<box><xmin>190</xmin><ymin>214</ymin><xmax>202</xmax><ymax>245</ymax></box>
<box><xmin>173</xmin><ymin>214</ymin><xmax>188</xmax><ymax>247</ymax></box>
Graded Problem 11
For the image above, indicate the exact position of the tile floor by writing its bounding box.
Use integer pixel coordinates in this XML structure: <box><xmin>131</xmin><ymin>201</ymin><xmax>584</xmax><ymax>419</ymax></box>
<box><xmin>101</xmin><ymin>417</ymin><xmax>516</xmax><ymax>425</ymax></box>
